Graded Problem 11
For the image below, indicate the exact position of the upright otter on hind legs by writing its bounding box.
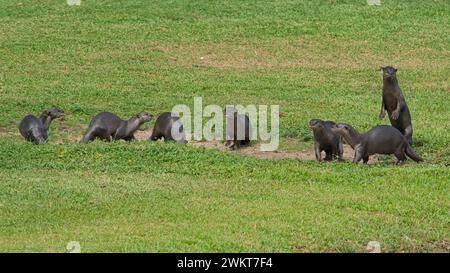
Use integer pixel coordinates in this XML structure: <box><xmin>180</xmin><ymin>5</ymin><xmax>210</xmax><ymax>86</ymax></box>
<box><xmin>379</xmin><ymin>66</ymin><xmax>414</xmax><ymax>145</ymax></box>
<box><xmin>19</xmin><ymin>108</ymin><xmax>65</xmax><ymax>144</ymax></box>
<box><xmin>80</xmin><ymin>112</ymin><xmax>152</xmax><ymax>143</ymax></box>
<box><xmin>331</xmin><ymin>123</ymin><xmax>423</xmax><ymax>165</ymax></box>
<box><xmin>309</xmin><ymin>119</ymin><xmax>343</xmax><ymax>161</ymax></box>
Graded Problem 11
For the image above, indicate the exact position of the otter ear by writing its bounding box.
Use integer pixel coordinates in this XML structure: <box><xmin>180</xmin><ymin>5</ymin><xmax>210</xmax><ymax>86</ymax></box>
<box><xmin>394</xmin><ymin>68</ymin><xmax>398</xmax><ymax>72</ymax></box>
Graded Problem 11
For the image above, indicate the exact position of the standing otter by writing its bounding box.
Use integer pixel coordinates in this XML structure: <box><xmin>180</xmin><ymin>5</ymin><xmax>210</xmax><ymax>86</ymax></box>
<box><xmin>224</xmin><ymin>106</ymin><xmax>252</xmax><ymax>150</ymax></box>
<box><xmin>331</xmin><ymin>123</ymin><xmax>423</xmax><ymax>165</ymax></box>
<box><xmin>379</xmin><ymin>66</ymin><xmax>414</xmax><ymax>144</ymax></box>
<box><xmin>309</xmin><ymin>119</ymin><xmax>343</xmax><ymax>161</ymax></box>
<box><xmin>80</xmin><ymin>112</ymin><xmax>152</xmax><ymax>143</ymax></box>
<box><xmin>149</xmin><ymin>112</ymin><xmax>187</xmax><ymax>144</ymax></box>
<box><xmin>19</xmin><ymin>108</ymin><xmax>65</xmax><ymax>144</ymax></box>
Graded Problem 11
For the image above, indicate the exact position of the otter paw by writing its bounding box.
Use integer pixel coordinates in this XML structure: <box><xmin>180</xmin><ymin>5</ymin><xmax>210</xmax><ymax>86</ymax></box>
<box><xmin>391</xmin><ymin>111</ymin><xmax>399</xmax><ymax>120</ymax></box>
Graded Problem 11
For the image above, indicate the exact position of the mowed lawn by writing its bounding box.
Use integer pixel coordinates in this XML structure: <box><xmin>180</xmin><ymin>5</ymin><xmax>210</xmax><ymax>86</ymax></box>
<box><xmin>0</xmin><ymin>0</ymin><xmax>449</xmax><ymax>252</ymax></box>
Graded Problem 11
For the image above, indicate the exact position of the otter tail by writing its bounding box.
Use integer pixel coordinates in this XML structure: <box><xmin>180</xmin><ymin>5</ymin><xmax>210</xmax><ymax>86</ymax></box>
<box><xmin>405</xmin><ymin>144</ymin><xmax>423</xmax><ymax>162</ymax></box>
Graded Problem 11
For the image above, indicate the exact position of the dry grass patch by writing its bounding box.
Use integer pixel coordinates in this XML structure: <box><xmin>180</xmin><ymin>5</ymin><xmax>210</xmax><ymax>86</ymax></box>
<box><xmin>156</xmin><ymin>38</ymin><xmax>449</xmax><ymax>70</ymax></box>
<box><xmin>190</xmin><ymin>140</ymin><xmax>383</xmax><ymax>164</ymax></box>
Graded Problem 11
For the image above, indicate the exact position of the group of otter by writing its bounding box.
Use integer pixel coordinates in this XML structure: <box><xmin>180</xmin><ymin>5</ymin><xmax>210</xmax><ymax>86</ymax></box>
<box><xmin>309</xmin><ymin>66</ymin><xmax>423</xmax><ymax>165</ymax></box>
<box><xmin>19</xmin><ymin>107</ymin><xmax>250</xmax><ymax>149</ymax></box>
<box><xmin>19</xmin><ymin>110</ymin><xmax>188</xmax><ymax>145</ymax></box>
<box><xmin>18</xmin><ymin>66</ymin><xmax>422</xmax><ymax>165</ymax></box>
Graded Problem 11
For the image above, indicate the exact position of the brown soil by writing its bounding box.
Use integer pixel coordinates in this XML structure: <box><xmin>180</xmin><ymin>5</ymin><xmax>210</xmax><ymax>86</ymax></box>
<box><xmin>0</xmin><ymin>127</ymin><xmax>18</xmax><ymax>138</ymax></box>
<box><xmin>2</xmin><ymin>124</ymin><xmax>384</xmax><ymax>164</ymax></box>
<box><xmin>190</xmin><ymin>140</ymin><xmax>381</xmax><ymax>164</ymax></box>
<box><xmin>134</xmin><ymin>128</ymin><xmax>153</xmax><ymax>140</ymax></box>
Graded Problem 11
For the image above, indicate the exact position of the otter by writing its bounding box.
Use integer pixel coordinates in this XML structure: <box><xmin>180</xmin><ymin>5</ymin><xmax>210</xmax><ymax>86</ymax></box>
<box><xmin>19</xmin><ymin>108</ymin><xmax>65</xmax><ymax>144</ymax></box>
<box><xmin>379</xmin><ymin>66</ymin><xmax>414</xmax><ymax>144</ymax></box>
<box><xmin>309</xmin><ymin>119</ymin><xmax>343</xmax><ymax>161</ymax></box>
<box><xmin>331</xmin><ymin>123</ymin><xmax>423</xmax><ymax>165</ymax></box>
<box><xmin>80</xmin><ymin>112</ymin><xmax>152</xmax><ymax>143</ymax></box>
<box><xmin>224</xmin><ymin>106</ymin><xmax>252</xmax><ymax>150</ymax></box>
<box><xmin>149</xmin><ymin>112</ymin><xmax>187</xmax><ymax>144</ymax></box>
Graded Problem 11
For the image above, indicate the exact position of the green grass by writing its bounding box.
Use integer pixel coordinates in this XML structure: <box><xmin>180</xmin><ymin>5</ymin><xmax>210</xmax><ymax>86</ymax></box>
<box><xmin>0</xmin><ymin>0</ymin><xmax>449</xmax><ymax>252</ymax></box>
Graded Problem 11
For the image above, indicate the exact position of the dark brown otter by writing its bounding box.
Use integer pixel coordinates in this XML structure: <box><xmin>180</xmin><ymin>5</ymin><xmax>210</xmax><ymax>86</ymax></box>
<box><xmin>224</xmin><ymin>106</ymin><xmax>252</xmax><ymax>150</ymax></box>
<box><xmin>309</xmin><ymin>119</ymin><xmax>343</xmax><ymax>161</ymax></box>
<box><xmin>331</xmin><ymin>123</ymin><xmax>423</xmax><ymax>165</ymax></box>
<box><xmin>80</xmin><ymin>112</ymin><xmax>152</xmax><ymax>143</ymax></box>
<box><xmin>149</xmin><ymin>112</ymin><xmax>187</xmax><ymax>144</ymax></box>
<box><xmin>379</xmin><ymin>66</ymin><xmax>414</xmax><ymax>144</ymax></box>
<box><xmin>19</xmin><ymin>108</ymin><xmax>65</xmax><ymax>144</ymax></box>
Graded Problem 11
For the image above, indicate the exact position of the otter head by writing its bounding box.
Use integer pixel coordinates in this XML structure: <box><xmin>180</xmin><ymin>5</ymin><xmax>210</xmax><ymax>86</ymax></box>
<box><xmin>309</xmin><ymin>119</ymin><xmax>324</xmax><ymax>131</ymax></box>
<box><xmin>331</xmin><ymin>123</ymin><xmax>358</xmax><ymax>148</ymax></box>
<box><xmin>330</xmin><ymin>123</ymin><xmax>351</xmax><ymax>134</ymax></box>
<box><xmin>136</xmin><ymin>112</ymin><xmax>153</xmax><ymax>123</ymax></box>
<box><xmin>381</xmin><ymin>66</ymin><xmax>397</xmax><ymax>80</ymax></box>
<box><xmin>44</xmin><ymin>108</ymin><xmax>65</xmax><ymax>120</ymax></box>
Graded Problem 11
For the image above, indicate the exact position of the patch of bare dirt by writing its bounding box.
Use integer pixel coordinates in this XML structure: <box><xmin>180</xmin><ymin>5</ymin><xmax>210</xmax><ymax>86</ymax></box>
<box><xmin>0</xmin><ymin>126</ymin><xmax>19</xmax><ymax>138</ymax></box>
<box><xmin>2</xmin><ymin>121</ymin><xmax>388</xmax><ymax>164</ymax></box>
<box><xmin>54</xmin><ymin>124</ymin><xmax>153</xmax><ymax>144</ymax></box>
<box><xmin>0</xmin><ymin>127</ymin><xmax>9</xmax><ymax>136</ymax></box>
<box><xmin>134</xmin><ymin>128</ymin><xmax>153</xmax><ymax>140</ymax></box>
<box><xmin>55</xmin><ymin>124</ymin><xmax>87</xmax><ymax>144</ymax></box>
<box><xmin>190</xmin><ymin>140</ymin><xmax>381</xmax><ymax>163</ymax></box>
<box><xmin>429</xmin><ymin>240</ymin><xmax>450</xmax><ymax>253</ymax></box>
<box><xmin>137</xmin><ymin>130</ymin><xmax>387</xmax><ymax>163</ymax></box>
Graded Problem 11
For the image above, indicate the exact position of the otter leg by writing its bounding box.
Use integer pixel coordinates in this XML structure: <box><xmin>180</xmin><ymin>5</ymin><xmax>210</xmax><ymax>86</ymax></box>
<box><xmin>404</xmin><ymin>125</ymin><xmax>413</xmax><ymax>145</ymax></box>
<box><xmin>150</xmin><ymin>135</ymin><xmax>161</xmax><ymax>141</ymax></box>
<box><xmin>80</xmin><ymin>128</ymin><xmax>99</xmax><ymax>143</ymax></box>
<box><xmin>314</xmin><ymin>142</ymin><xmax>321</xmax><ymax>161</ymax></box>
<box><xmin>331</xmin><ymin>142</ymin><xmax>341</xmax><ymax>160</ymax></box>
<box><xmin>149</xmin><ymin>131</ymin><xmax>162</xmax><ymax>141</ymax></box>
<box><xmin>227</xmin><ymin>139</ymin><xmax>240</xmax><ymax>150</ymax></box>
<box><xmin>337</xmin><ymin>140</ymin><xmax>344</xmax><ymax>161</ymax></box>
<box><xmin>234</xmin><ymin>140</ymin><xmax>240</xmax><ymax>150</ymax></box>
<box><xmin>353</xmin><ymin>145</ymin><xmax>364</xmax><ymax>164</ymax></box>
<box><xmin>379</xmin><ymin>100</ymin><xmax>386</xmax><ymax>120</ymax></box>
<box><xmin>163</xmin><ymin>135</ymin><xmax>174</xmax><ymax>142</ymax></box>
<box><xmin>103</xmin><ymin>133</ymin><xmax>113</xmax><ymax>142</ymax></box>
<box><xmin>96</xmin><ymin>127</ymin><xmax>112</xmax><ymax>142</ymax></box>
<box><xmin>227</xmin><ymin>141</ymin><xmax>236</xmax><ymax>150</ymax></box>
<box><xmin>353</xmin><ymin>152</ymin><xmax>363</xmax><ymax>164</ymax></box>
<box><xmin>124</xmin><ymin>135</ymin><xmax>136</xmax><ymax>141</ymax></box>
<box><xmin>394</xmin><ymin>149</ymin><xmax>407</xmax><ymax>165</ymax></box>
<box><xmin>26</xmin><ymin>130</ymin><xmax>38</xmax><ymax>143</ymax></box>
<box><xmin>324</xmin><ymin>150</ymin><xmax>333</xmax><ymax>161</ymax></box>
<box><xmin>363</xmin><ymin>156</ymin><xmax>369</xmax><ymax>164</ymax></box>
<box><xmin>229</xmin><ymin>143</ymin><xmax>236</xmax><ymax>150</ymax></box>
